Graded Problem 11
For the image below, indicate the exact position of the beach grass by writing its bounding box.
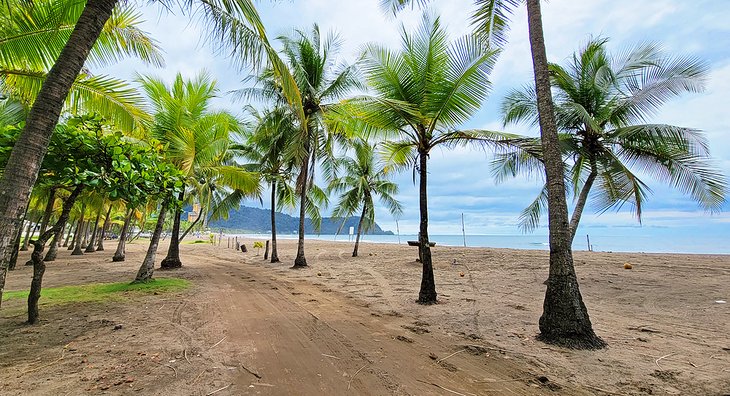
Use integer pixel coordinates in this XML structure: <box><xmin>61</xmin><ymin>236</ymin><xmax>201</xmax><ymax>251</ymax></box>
<box><xmin>183</xmin><ymin>239</ymin><xmax>211</xmax><ymax>245</ymax></box>
<box><xmin>1</xmin><ymin>278</ymin><xmax>190</xmax><ymax>306</ymax></box>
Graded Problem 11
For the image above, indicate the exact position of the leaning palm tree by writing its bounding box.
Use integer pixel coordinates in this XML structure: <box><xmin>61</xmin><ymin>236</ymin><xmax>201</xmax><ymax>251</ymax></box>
<box><xmin>345</xmin><ymin>13</ymin><xmax>508</xmax><ymax>303</ymax></box>
<box><xmin>0</xmin><ymin>0</ymin><xmax>286</xmax><ymax>304</ymax></box>
<box><xmin>328</xmin><ymin>140</ymin><xmax>402</xmax><ymax>257</ymax></box>
<box><xmin>383</xmin><ymin>0</ymin><xmax>606</xmax><ymax>349</ymax></box>
<box><xmin>498</xmin><ymin>37</ymin><xmax>726</xmax><ymax>240</ymax></box>
<box><xmin>138</xmin><ymin>72</ymin><xmax>259</xmax><ymax>269</ymax></box>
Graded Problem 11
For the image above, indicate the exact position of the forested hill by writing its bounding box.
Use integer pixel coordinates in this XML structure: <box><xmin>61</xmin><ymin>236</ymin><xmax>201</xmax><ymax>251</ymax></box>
<box><xmin>208</xmin><ymin>206</ymin><xmax>394</xmax><ymax>235</ymax></box>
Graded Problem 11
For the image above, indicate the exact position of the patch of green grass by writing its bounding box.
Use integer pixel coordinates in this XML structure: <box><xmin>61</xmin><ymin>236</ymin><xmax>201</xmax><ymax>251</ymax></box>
<box><xmin>1</xmin><ymin>278</ymin><xmax>190</xmax><ymax>306</ymax></box>
<box><xmin>183</xmin><ymin>239</ymin><xmax>210</xmax><ymax>245</ymax></box>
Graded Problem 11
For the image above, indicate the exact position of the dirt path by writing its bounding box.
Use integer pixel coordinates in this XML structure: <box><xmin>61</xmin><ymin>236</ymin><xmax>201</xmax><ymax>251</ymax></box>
<box><xmin>191</xmin><ymin>248</ymin><xmax>573</xmax><ymax>395</ymax></box>
<box><xmin>3</xmin><ymin>239</ymin><xmax>727</xmax><ymax>395</ymax></box>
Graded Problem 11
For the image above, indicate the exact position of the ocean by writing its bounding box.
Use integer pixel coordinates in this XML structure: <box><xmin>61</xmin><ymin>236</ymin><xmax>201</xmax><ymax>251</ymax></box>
<box><xmin>229</xmin><ymin>228</ymin><xmax>729</xmax><ymax>255</ymax></box>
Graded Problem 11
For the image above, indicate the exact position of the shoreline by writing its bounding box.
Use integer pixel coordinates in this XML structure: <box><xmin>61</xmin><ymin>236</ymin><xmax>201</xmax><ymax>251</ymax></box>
<box><xmin>213</xmin><ymin>232</ymin><xmax>730</xmax><ymax>256</ymax></box>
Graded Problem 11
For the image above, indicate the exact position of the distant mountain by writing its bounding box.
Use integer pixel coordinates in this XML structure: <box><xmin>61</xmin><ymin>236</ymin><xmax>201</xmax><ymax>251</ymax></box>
<box><xmin>208</xmin><ymin>205</ymin><xmax>394</xmax><ymax>235</ymax></box>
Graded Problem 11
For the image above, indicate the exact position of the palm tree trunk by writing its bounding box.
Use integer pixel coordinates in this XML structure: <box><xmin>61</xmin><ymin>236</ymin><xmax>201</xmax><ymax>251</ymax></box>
<box><xmin>44</xmin><ymin>225</ymin><xmax>64</xmax><ymax>262</ymax></box>
<box><xmin>0</xmin><ymin>0</ymin><xmax>119</xmax><ymax>306</ymax></box>
<box><xmin>352</xmin><ymin>205</ymin><xmax>367</xmax><ymax>257</ymax></box>
<box><xmin>28</xmin><ymin>185</ymin><xmax>83</xmax><ymax>324</ymax></box>
<box><xmin>270</xmin><ymin>181</ymin><xmax>280</xmax><ymax>263</ymax></box>
<box><xmin>80</xmin><ymin>219</ymin><xmax>89</xmax><ymax>249</ymax></box>
<box><xmin>97</xmin><ymin>205</ymin><xmax>112</xmax><ymax>251</ymax></box>
<box><xmin>569</xmin><ymin>169</ymin><xmax>597</xmax><ymax>243</ymax></box>
<box><xmin>179</xmin><ymin>203</ymin><xmax>203</xmax><ymax>241</ymax></box>
<box><xmin>7</xmin><ymin>224</ymin><xmax>24</xmax><ymax>272</ymax></box>
<box><xmin>68</xmin><ymin>221</ymin><xmax>79</xmax><ymax>250</ymax></box>
<box><xmin>112</xmin><ymin>209</ymin><xmax>133</xmax><ymax>262</ymax></box>
<box><xmin>71</xmin><ymin>204</ymin><xmax>86</xmax><ymax>256</ymax></box>
<box><xmin>417</xmin><ymin>149</ymin><xmax>437</xmax><ymax>304</ymax></box>
<box><xmin>57</xmin><ymin>223</ymin><xmax>65</xmax><ymax>246</ymax></box>
<box><xmin>85</xmin><ymin>205</ymin><xmax>102</xmax><ymax>253</ymax></box>
<box><xmin>21</xmin><ymin>214</ymin><xmax>36</xmax><ymax>251</ymax></box>
<box><xmin>63</xmin><ymin>219</ymin><xmax>75</xmax><ymax>247</ymax></box>
<box><xmin>161</xmin><ymin>191</ymin><xmax>184</xmax><ymax>269</ymax></box>
<box><xmin>38</xmin><ymin>187</ymin><xmax>57</xmax><ymax>237</ymax></box>
<box><xmin>6</xmin><ymin>201</ymin><xmax>32</xmax><ymax>273</ymax></box>
<box><xmin>45</xmin><ymin>200</ymin><xmax>76</xmax><ymax>262</ymax></box>
<box><xmin>134</xmin><ymin>199</ymin><xmax>169</xmax><ymax>283</ymax></box>
<box><xmin>293</xmin><ymin>157</ymin><xmax>309</xmax><ymax>268</ymax></box>
<box><xmin>0</xmin><ymin>220</ymin><xmax>23</xmax><ymax>308</ymax></box>
<box><xmin>7</xmin><ymin>202</ymin><xmax>30</xmax><ymax>274</ymax></box>
<box><xmin>526</xmin><ymin>0</ymin><xmax>604</xmax><ymax>349</ymax></box>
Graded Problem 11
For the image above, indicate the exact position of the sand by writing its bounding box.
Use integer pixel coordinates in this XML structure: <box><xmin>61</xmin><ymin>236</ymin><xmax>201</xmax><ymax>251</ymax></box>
<box><xmin>1</xmin><ymin>237</ymin><xmax>728</xmax><ymax>395</ymax></box>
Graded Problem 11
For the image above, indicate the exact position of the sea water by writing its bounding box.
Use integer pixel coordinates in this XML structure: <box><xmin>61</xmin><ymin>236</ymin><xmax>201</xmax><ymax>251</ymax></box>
<box><xmin>231</xmin><ymin>228</ymin><xmax>729</xmax><ymax>255</ymax></box>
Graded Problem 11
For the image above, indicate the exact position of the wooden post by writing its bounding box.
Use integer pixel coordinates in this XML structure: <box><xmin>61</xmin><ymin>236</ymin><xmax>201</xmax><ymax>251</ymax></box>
<box><xmin>461</xmin><ymin>213</ymin><xmax>466</xmax><ymax>247</ymax></box>
<box><xmin>264</xmin><ymin>240</ymin><xmax>270</xmax><ymax>260</ymax></box>
<box><xmin>586</xmin><ymin>234</ymin><xmax>591</xmax><ymax>252</ymax></box>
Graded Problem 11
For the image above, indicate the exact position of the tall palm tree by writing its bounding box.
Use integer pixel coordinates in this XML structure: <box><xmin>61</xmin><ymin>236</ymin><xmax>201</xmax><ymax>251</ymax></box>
<box><xmin>0</xmin><ymin>0</ymin><xmax>282</xmax><ymax>304</ymax></box>
<box><xmin>138</xmin><ymin>72</ymin><xmax>259</xmax><ymax>269</ymax></box>
<box><xmin>348</xmin><ymin>13</ymin><xmax>508</xmax><ymax>303</ymax></box>
<box><xmin>328</xmin><ymin>140</ymin><xmax>402</xmax><ymax>257</ymax></box>
<box><xmin>383</xmin><ymin>0</ymin><xmax>606</xmax><ymax>348</ymax></box>
<box><xmin>498</xmin><ymin>37</ymin><xmax>726</xmax><ymax>239</ymax></box>
<box><xmin>237</xmin><ymin>106</ymin><xmax>298</xmax><ymax>263</ymax></box>
<box><xmin>278</xmin><ymin>25</ymin><xmax>361</xmax><ymax>268</ymax></box>
<box><xmin>239</xmin><ymin>25</ymin><xmax>361</xmax><ymax>267</ymax></box>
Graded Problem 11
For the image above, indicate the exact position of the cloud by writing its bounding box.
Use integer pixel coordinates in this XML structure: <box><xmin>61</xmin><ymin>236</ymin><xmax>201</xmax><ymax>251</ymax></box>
<box><xmin>94</xmin><ymin>0</ymin><xmax>729</xmax><ymax>236</ymax></box>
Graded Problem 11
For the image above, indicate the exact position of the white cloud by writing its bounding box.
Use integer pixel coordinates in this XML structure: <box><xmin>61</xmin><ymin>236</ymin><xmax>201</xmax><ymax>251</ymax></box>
<box><xmin>95</xmin><ymin>0</ymin><xmax>729</xmax><ymax>236</ymax></box>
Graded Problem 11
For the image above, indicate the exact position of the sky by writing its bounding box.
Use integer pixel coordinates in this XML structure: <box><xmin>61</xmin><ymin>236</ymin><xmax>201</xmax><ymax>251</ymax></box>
<box><xmin>100</xmin><ymin>0</ymin><xmax>730</xmax><ymax>237</ymax></box>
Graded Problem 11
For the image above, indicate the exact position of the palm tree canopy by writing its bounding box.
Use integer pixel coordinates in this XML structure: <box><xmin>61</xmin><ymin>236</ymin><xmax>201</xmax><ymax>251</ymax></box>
<box><xmin>497</xmin><ymin>37</ymin><xmax>726</xmax><ymax>230</ymax></box>
<box><xmin>336</xmin><ymin>13</ymin><xmax>515</xmax><ymax>173</ymax></box>
<box><xmin>138</xmin><ymin>71</ymin><xmax>260</xmax><ymax>220</ymax></box>
<box><xmin>0</xmin><ymin>0</ymin><xmax>165</xmax><ymax>131</ymax></box>
<box><xmin>328</xmin><ymin>140</ymin><xmax>402</xmax><ymax>233</ymax></box>
<box><xmin>233</xmin><ymin>25</ymin><xmax>362</xmax><ymax>179</ymax></box>
<box><xmin>278</xmin><ymin>25</ymin><xmax>363</xmax><ymax>112</ymax></box>
<box><xmin>380</xmin><ymin>0</ymin><xmax>521</xmax><ymax>50</ymax></box>
<box><xmin>237</xmin><ymin>106</ymin><xmax>298</xmax><ymax>183</ymax></box>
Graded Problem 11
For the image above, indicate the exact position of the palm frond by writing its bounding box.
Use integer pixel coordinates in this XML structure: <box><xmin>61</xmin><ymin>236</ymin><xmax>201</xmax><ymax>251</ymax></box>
<box><xmin>518</xmin><ymin>183</ymin><xmax>548</xmax><ymax>233</ymax></box>
<box><xmin>470</xmin><ymin>0</ymin><xmax>521</xmax><ymax>50</ymax></box>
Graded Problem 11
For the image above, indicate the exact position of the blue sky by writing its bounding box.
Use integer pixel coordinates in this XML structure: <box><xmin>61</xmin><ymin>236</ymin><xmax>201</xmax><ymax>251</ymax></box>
<box><xmin>100</xmin><ymin>0</ymin><xmax>730</xmax><ymax>236</ymax></box>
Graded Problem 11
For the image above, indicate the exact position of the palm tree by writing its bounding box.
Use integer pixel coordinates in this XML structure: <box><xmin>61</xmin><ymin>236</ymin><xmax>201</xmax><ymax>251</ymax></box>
<box><xmin>239</xmin><ymin>25</ymin><xmax>361</xmax><ymax>267</ymax></box>
<box><xmin>499</xmin><ymin>37</ymin><xmax>726</xmax><ymax>239</ymax></box>
<box><xmin>278</xmin><ymin>25</ymin><xmax>360</xmax><ymax>268</ymax></box>
<box><xmin>237</xmin><ymin>107</ymin><xmax>299</xmax><ymax>263</ymax></box>
<box><xmin>0</xmin><ymin>0</ymin><xmax>281</xmax><ymax>303</ymax></box>
<box><xmin>328</xmin><ymin>140</ymin><xmax>402</xmax><ymax>257</ymax></box>
<box><xmin>138</xmin><ymin>72</ymin><xmax>259</xmax><ymax>269</ymax></box>
<box><xmin>0</xmin><ymin>0</ymin><xmax>162</xmax><ymax>300</ymax></box>
<box><xmin>0</xmin><ymin>0</ymin><xmax>162</xmax><ymax>131</ymax></box>
<box><xmin>348</xmin><ymin>13</ymin><xmax>508</xmax><ymax>303</ymax></box>
<box><xmin>383</xmin><ymin>0</ymin><xmax>606</xmax><ymax>348</ymax></box>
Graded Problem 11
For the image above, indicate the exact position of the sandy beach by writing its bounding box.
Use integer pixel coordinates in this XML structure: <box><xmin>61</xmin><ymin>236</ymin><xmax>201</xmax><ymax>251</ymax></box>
<box><xmin>1</xmin><ymin>238</ymin><xmax>728</xmax><ymax>395</ymax></box>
